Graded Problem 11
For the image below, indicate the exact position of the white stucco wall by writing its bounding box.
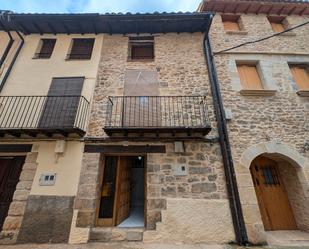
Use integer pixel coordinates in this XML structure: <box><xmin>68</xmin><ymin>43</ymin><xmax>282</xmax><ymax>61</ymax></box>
<box><xmin>0</xmin><ymin>33</ymin><xmax>104</xmax><ymax>101</ymax></box>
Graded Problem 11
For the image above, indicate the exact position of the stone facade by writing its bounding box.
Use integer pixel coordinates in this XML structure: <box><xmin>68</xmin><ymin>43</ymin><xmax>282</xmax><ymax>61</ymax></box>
<box><xmin>209</xmin><ymin>12</ymin><xmax>309</xmax><ymax>244</ymax></box>
<box><xmin>72</xmin><ymin>33</ymin><xmax>235</xmax><ymax>243</ymax></box>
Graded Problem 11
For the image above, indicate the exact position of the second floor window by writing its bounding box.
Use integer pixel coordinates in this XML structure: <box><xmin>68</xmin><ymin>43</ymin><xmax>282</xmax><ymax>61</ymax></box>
<box><xmin>129</xmin><ymin>36</ymin><xmax>154</xmax><ymax>60</ymax></box>
<box><xmin>290</xmin><ymin>65</ymin><xmax>309</xmax><ymax>90</ymax></box>
<box><xmin>35</xmin><ymin>39</ymin><xmax>56</xmax><ymax>59</ymax></box>
<box><xmin>68</xmin><ymin>38</ymin><xmax>95</xmax><ymax>60</ymax></box>
<box><xmin>221</xmin><ymin>15</ymin><xmax>241</xmax><ymax>31</ymax></box>
<box><xmin>237</xmin><ymin>64</ymin><xmax>263</xmax><ymax>90</ymax></box>
<box><xmin>268</xmin><ymin>16</ymin><xmax>285</xmax><ymax>33</ymax></box>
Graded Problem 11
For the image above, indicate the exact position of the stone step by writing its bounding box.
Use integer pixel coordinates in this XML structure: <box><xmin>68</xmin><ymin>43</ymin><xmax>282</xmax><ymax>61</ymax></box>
<box><xmin>89</xmin><ymin>227</ymin><xmax>144</xmax><ymax>242</ymax></box>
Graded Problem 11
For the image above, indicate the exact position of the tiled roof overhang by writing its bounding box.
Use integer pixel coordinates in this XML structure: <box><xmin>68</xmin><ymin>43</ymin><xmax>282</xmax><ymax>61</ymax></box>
<box><xmin>198</xmin><ymin>0</ymin><xmax>309</xmax><ymax>15</ymax></box>
<box><xmin>0</xmin><ymin>12</ymin><xmax>213</xmax><ymax>35</ymax></box>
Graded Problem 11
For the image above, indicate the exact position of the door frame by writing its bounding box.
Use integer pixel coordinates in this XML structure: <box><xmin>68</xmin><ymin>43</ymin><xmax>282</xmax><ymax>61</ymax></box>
<box><xmin>95</xmin><ymin>153</ymin><xmax>147</xmax><ymax>228</ymax></box>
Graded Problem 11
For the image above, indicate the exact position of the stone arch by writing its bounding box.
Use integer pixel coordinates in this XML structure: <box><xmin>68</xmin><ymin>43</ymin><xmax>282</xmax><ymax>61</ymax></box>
<box><xmin>236</xmin><ymin>141</ymin><xmax>309</xmax><ymax>244</ymax></box>
<box><xmin>240</xmin><ymin>141</ymin><xmax>309</xmax><ymax>171</ymax></box>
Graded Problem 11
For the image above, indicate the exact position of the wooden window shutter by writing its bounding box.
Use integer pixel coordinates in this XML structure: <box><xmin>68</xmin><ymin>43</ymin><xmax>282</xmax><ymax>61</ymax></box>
<box><xmin>290</xmin><ymin>65</ymin><xmax>309</xmax><ymax>90</ymax></box>
<box><xmin>69</xmin><ymin>38</ymin><xmax>95</xmax><ymax>60</ymax></box>
<box><xmin>268</xmin><ymin>16</ymin><xmax>285</xmax><ymax>32</ymax></box>
<box><xmin>131</xmin><ymin>45</ymin><xmax>154</xmax><ymax>60</ymax></box>
<box><xmin>237</xmin><ymin>65</ymin><xmax>263</xmax><ymax>90</ymax></box>
<box><xmin>129</xmin><ymin>37</ymin><xmax>154</xmax><ymax>60</ymax></box>
<box><xmin>270</xmin><ymin>22</ymin><xmax>285</xmax><ymax>32</ymax></box>
<box><xmin>37</xmin><ymin>39</ymin><xmax>56</xmax><ymax>58</ymax></box>
<box><xmin>223</xmin><ymin>21</ymin><xmax>240</xmax><ymax>31</ymax></box>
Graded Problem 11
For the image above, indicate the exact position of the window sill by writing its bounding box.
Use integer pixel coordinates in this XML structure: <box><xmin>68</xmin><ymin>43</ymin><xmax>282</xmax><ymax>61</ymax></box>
<box><xmin>297</xmin><ymin>90</ymin><xmax>309</xmax><ymax>97</ymax></box>
<box><xmin>226</xmin><ymin>30</ymin><xmax>248</xmax><ymax>35</ymax></box>
<box><xmin>127</xmin><ymin>59</ymin><xmax>155</xmax><ymax>62</ymax></box>
<box><xmin>32</xmin><ymin>57</ymin><xmax>51</xmax><ymax>60</ymax></box>
<box><xmin>65</xmin><ymin>58</ymin><xmax>91</xmax><ymax>61</ymax></box>
<box><xmin>240</xmin><ymin>89</ymin><xmax>277</xmax><ymax>96</ymax></box>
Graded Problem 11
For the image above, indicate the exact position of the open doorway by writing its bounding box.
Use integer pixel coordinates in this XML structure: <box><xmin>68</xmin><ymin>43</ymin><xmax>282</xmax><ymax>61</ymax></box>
<box><xmin>97</xmin><ymin>156</ymin><xmax>145</xmax><ymax>228</ymax></box>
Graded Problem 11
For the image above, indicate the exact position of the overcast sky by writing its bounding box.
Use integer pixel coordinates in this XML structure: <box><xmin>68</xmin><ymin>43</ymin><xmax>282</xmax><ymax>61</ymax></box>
<box><xmin>0</xmin><ymin>0</ymin><xmax>201</xmax><ymax>13</ymax></box>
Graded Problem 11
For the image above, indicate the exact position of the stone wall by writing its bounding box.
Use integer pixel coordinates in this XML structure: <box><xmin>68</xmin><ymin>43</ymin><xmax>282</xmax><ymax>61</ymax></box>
<box><xmin>0</xmin><ymin>152</ymin><xmax>38</xmax><ymax>244</ymax></box>
<box><xmin>17</xmin><ymin>195</ymin><xmax>74</xmax><ymax>243</ymax></box>
<box><xmin>279</xmin><ymin>161</ymin><xmax>309</xmax><ymax>231</ymax></box>
<box><xmin>146</xmin><ymin>142</ymin><xmax>227</xmax><ymax>229</ymax></box>
<box><xmin>87</xmin><ymin>33</ymin><xmax>217</xmax><ymax>138</ymax></box>
<box><xmin>209</xmin><ymin>13</ymin><xmax>309</xmax><ymax>244</ymax></box>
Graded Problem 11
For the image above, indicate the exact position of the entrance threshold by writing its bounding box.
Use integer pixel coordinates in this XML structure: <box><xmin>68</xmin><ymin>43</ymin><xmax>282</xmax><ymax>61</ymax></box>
<box><xmin>266</xmin><ymin>230</ymin><xmax>309</xmax><ymax>247</ymax></box>
<box><xmin>118</xmin><ymin>206</ymin><xmax>144</xmax><ymax>228</ymax></box>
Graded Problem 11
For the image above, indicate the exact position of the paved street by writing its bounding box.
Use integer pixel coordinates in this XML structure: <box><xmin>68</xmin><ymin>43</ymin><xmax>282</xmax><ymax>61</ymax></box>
<box><xmin>0</xmin><ymin>243</ymin><xmax>308</xmax><ymax>249</ymax></box>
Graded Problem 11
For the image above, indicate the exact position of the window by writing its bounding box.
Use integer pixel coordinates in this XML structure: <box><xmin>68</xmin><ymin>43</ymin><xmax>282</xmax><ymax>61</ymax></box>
<box><xmin>68</xmin><ymin>38</ymin><xmax>95</xmax><ymax>60</ymax></box>
<box><xmin>262</xmin><ymin>166</ymin><xmax>280</xmax><ymax>186</ymax></box>
<box><xmin>268</xmin><ymin>16</ymin><xmax>285</xmax><ymax>32</ymax></box>
<box><xmin>129</xmin><ymin>36</ymin><xmax>154</xmax><ymax>60</ymax></box>
<box><xmin>237</xmin><ymin>64</ymin><xmax>263</xmax><ymax>90</ymax></box>
<box><xmin>35</xmin><ymin>39</ymin><xmax>56</xmax><ymax>59</ymax></box>
<box><xmin>221</xmin><ymin>15</ymin><xmax>241</xmax><ymax>31</ymax></box>
<box><xmin>290</xmin><ymin>65</ymin><xmax>309</xmax><ymax>90</ymax></box>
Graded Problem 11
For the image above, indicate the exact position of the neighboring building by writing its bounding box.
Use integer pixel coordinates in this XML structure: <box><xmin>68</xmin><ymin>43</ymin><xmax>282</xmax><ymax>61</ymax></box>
<box><xmin>0</xmin><ymin>12</ymin><xmax>103</xmax><ymax>243</ymax></box>
<box><xmin>0</xmin><ymin>11</ymin><xmax>238</xmax><ymax>245</ymax></box>
<box><xmin>200</xmin><ymin>0</ymin><xmax>309</xmax><ymax>245</ymax></box>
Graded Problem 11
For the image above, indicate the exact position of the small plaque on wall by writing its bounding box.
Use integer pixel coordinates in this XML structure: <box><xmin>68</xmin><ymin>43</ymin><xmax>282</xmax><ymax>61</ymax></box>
<box><xmin>173</xmin><ymin>165</ymin><xmax>188</xmax><ymax>176</ymax></box>
<box><xmin>39</xmin><ymin>173</ymin><xmax>57</xmax><ymax>186</ymax></box>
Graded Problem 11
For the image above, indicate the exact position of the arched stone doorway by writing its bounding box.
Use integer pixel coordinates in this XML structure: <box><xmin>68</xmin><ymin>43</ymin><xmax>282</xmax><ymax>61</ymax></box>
<box><xmin>250</xmin><ymin>156</ymin><xmax>297</xmax><ymax>231</ymax></box>
<box><xmin>238</xmin><ymin>141</ymin><xmax>309</xmax><ymax>244</ymax></box>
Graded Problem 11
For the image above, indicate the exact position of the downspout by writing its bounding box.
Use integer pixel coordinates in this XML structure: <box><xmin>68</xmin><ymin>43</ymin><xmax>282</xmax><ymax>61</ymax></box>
<box><xmin>0</xmin><ymin>28</ymin><xmax>14</xmax><ymax>69</ymax></box>
<box><xmin>203</xmin><ymin>14</ymin><xmax>248</xmax><ymax>245</ymax></box>
<box><xmin>0</xmin><ymin>30</ymin><xmax>24</xmax><ymax>92</ymax></box>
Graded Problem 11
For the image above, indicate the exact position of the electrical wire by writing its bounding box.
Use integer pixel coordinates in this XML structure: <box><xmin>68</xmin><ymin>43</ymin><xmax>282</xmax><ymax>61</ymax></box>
<box><xmin>214</xmin><ymin>20</ymin><xmax>309</xmax><ymax>55</ymax></box>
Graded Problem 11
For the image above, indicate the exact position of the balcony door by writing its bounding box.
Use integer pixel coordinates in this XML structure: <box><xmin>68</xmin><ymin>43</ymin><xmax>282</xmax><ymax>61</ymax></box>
<box><xmin>38</xmin><ymin>77</ymin><xmax>84</xmax><ymax>128</ymax></box>
<box><xmin>123</xmin><ymin>70</ymin><xmax>160</xmax><ymax>127</ymax></box>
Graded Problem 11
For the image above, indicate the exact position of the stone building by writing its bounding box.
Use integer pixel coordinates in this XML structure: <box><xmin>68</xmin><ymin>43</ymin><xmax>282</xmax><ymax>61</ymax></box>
<box><xmin>0</xmin><ymin>0</ymin><xmax>308</xmax><ymax>246</ymax></box>
<box><xmin>200</xmin><ymin>0</ymin><xmax>309</xmax><ymax>245</ymax></box>
<box><xmin>0</xmin><ymin>11</ymin><xmax>237</xmax><ymax>245</ymax></box>
<box><xmin>71</xmin><ymin>13</ymin><xmax>236</xmax><ymax>244</ymax></box>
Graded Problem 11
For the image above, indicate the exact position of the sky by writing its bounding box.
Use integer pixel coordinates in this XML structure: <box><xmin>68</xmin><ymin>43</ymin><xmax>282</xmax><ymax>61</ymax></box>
<box><xmin>0</xmin><ymin>0</ymin><xmax>202</xmax><ymax>13</ymax></box>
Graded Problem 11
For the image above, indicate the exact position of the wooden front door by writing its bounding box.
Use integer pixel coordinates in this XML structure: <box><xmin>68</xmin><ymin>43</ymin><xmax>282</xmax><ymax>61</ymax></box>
<box><xmin>250</xmin><ymin>156</ymin><xmax>297</xmax><ymax>231</ymax></box>
<box><xmin>97</xmin><ymin>156</ymin><xmax>131</xmax><ymax>227</ymax></box>
<box><xmin>0</xmin><ymin>157</ymin><xmax>25</xmax><ymax>230</ymax></box>
<box><xmin>115</xmin><ymin>157</ymin><xmax>131</xmax><ymax>225</ymax></box>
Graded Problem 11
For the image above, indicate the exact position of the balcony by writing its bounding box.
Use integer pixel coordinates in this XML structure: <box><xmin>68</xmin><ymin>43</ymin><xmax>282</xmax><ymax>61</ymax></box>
<box><xmin>0</xmin><ymin>96</ymin><xmax>89</xmax><ymax>138</ymax></box>
<box><xmin>104</xmin><ymin>96</ymin><xmax>211</xmax><ymax>139</ymax></box>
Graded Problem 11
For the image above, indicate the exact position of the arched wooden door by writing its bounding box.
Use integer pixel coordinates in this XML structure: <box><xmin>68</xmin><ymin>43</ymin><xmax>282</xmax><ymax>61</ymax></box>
<box><xmin>250</xmin><ymin>156</ymin><xmax>297</xmax><ymax>231</ymax></box>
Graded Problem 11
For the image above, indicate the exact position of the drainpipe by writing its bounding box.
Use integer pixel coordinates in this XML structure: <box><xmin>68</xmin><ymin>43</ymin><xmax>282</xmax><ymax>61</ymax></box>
<box><xmin>0</xmin><ymin>30</ymin><xmax>24</xmax><ymax>92</ymax></box>
<box><xmin>203</xmin><ymin>15</ymin><xmax>248</xmax><ymax>245</ymax></box>
<box><xmin>0</xmin><ymin>11</ymin><xmax>14</xmax><ymax>70</ymax></box>
<box><xmin>0</xmin><ymin>28</ymin><xmax>14</xmax><ymax>70</ymax></box>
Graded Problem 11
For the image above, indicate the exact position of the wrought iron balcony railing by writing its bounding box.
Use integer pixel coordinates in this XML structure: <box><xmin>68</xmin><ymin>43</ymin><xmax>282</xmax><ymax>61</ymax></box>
<box><xmin>0</xmin><ymin>95</ymin><xmax>89</xmax><ymax>137</ymax></box>
<box><xmin>104</xmin><ymin>96</ymin><xmax>211</xmax><ymax>136</ymax></box>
